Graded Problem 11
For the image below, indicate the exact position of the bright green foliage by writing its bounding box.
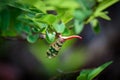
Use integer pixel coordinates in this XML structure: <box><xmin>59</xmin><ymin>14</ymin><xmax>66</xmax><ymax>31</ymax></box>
<box><xmin>53</xmin><ymin>22</ymin><xmax>66</xmax><ymax>33</ymax></box>
<box><xmin>76</xmin><ymin>61</ymin><xmax>113</xmax><ymax>80</ymax></box>
<box><xmin>86</xmin><ymin>0</ymin><xmax>119</xmax><ymax>23</ymax></box>
<box><xmin>0</xmin><ymin>0</ymin><xmax>119</xmax><ymax>43</ymax></box>
<box><xmin>97</xmin><ymin>12</ymin><xmax>111</xmax><ymax>20</ymax></box>
<box><xmin>39</xmin><ymin>14</ymin><xmax>57</xmax><ymax>25</ymax></box>
<box><xmin>46</xmin><ymin>31</ymin><xmax>56</xmax><ymax>43</ymax></box>
<box><xmin>77</xmin><ymin>69</ymin><xmax>93</xmax><ymax>80</ymax></box>
<box><xmin>74</xmin><ymin>20</ymin><xmax>84</xmax><ymax>34</ymax></box>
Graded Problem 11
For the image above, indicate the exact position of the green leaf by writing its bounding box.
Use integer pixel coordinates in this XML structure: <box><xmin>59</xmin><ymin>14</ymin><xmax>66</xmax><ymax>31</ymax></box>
<box><xmin>74</xmin><ymin>10</ymin><xmax>86</xmax><ymax>22</ymax></box>
<box><xmin>77</xmin><ymin>0</ymin><xmax>96</xmax><ymax>10</ymax></box>
<box><xmin>88</xmin><ymin>61</ymin><xmax>113</xmax><ymax>80</ymax></box>
<box><xmin>87</xmin><ymin>0</ymin><xmax>119</xmax><ymax>23</ymax></box>
<box><xmin>17</xmin><ymin>14</ymin><xmax>35</xmax><ymax>26</ymax></box>
<box><xmin>54</xmin><ymin>22</ymin><xmax>66</xmax><ymax>33</ymax></box>
<box><xmin>39</xmin><ymin>14</ymin><xmax>57</xmax><ymax>25</ymax></box>
<box><xmin>77</xmin><ymin>69</ymin><xmax>93</xmax><ymax>80</ymax></box>
<box><xmin>26</xmin><ymin>12</ymin><xmax>36</xmax><ymax>18</ymax></box>
<box><xmin>23</xmin><ymin>25</ymin><xmax>32</xmax><ymax>35</ymax></box>
<box><xmin>91</xmin><ymin>19</ymin><xmax>100</xmax><ymax>34</ymax></box>
<box><xmin>34</xmin><ymin>22</ymin><xmax>48</xmax><ymax>34</ymax></box>
<box><xmin>33</xmin><ymin>21</ymin><xmax>48</xmax><ymax>29</ymax></box>
<box><xmin>98</xmin><ymin>12</ymin><xmax>111</xmax><ymax>20</ymax></box>
<box><xmin>74</xmin><ymin>20</ymin><xmax>84</xmax><ymax>34</ymax></box>
<box><xmin>15</xmin><ymin>22</ymin><xmax>24</xmax><ymax>34</ymax></box>
<box><xmin>45</xmin><ymin>31</ymin><xmax>55</xmax><ymax>43</ymax></box>
<box><xmin>96</xmin><ymin>0</ymin><xmax>119</xmax><ymax>13</ymax></box>
<box><xmin>76</xmin><ymin>61</ymin><xmax>112</xmax><ymax>80</ymax></box>
<box><xmin>62</xmin><ymin>28</ymin><xmax>71</xmax><ymax>36</ymax></box>
<box><xmin>31</xmin><ymin>27</ymin><xmax>40</xmax><ymax>33</ymax></box>
<box><xmin>8</xmin><ymin>2</ymin><xmax>30</xmax><ymax>13</ymax></box>
<box><xmin>74</xmin><ymin>9</ymin><xmax>92</xmax><ymax>22</ymax></box>
<box><xmin>27</xmin><ymin>34</ymin><xmax>39</xmax><ymax>43</ymax></box>
<box><xmin>61</xmin><ymin>10</ymin><xmax>73</xmax><ymax>24</ymax></box>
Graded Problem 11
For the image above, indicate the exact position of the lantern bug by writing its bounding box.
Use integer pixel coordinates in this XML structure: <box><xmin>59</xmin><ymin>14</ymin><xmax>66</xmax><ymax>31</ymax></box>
<box><xmin>46</xmin><ymin>35</ymin><xmax>82</xmax><ymax>59</ymax></box>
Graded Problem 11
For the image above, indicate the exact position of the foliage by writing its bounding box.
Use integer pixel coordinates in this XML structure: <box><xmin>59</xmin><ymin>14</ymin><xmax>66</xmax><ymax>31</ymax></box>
<box><xmin>0</xmin><ymin>0</ymin><xmax>119</xmax><ymax>43</ymax></box>
<box><xmin>76</xmin><ymin>61</ymin><xmax>113</xmax><ymax>80</ymax></box>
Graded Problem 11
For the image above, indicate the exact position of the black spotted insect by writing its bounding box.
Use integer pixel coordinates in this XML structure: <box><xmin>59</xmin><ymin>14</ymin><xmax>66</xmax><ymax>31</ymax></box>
<box><xmin>47</xmin><ymin>35</ymin><xmax>82</xmax><ymax>59</ymax></box>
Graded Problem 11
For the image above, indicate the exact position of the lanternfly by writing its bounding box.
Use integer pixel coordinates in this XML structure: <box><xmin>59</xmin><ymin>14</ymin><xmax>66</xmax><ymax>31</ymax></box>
<box><xmin>46</xmin><ymin>35</ymin><xmax>82</xmax><ymax>59</ymax></box>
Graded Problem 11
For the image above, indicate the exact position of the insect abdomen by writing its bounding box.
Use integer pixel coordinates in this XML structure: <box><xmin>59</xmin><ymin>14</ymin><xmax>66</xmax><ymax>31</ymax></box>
<box><xmin>47</xmin><ymin>39</ymin><xmax>63</xmax><ymax>58</ymax></box>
